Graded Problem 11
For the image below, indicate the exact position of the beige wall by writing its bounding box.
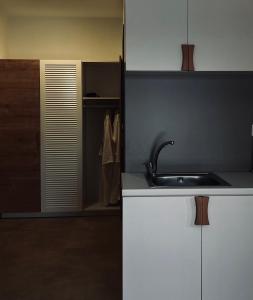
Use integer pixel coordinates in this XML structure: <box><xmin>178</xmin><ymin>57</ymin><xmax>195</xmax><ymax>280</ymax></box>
<box><xmin>0</xmin><ymin>14</ymin><xmax>7</xmax><ymax>58</ymax></box>
<box><xmin>6</xmin><ymin>16</ymin><xmax>122</xmax><ymax>60</ymax></box>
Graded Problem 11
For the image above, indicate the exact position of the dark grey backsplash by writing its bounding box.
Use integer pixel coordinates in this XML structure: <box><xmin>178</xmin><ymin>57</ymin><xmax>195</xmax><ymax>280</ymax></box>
<box><xmin>125</xmin><ymin>72</ymin><xmax>253</xmax><ymax>173</ymax></box>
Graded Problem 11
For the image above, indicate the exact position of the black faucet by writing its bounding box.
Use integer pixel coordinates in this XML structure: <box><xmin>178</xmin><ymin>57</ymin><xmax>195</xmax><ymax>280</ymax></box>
<box><xmin>147</xmin><ymin>140</ymin><xmax>175</xmax><ymax>176</ymax></box>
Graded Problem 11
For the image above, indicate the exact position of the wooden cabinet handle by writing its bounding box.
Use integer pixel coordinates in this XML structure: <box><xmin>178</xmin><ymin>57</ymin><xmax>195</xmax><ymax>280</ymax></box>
<box><xmin>181</xmin><ymin>44</ymin><xmax>195</xmax><ymax>71</ymax></box>
<box><xmin>195</xmin><ymin>196</ymin><xmax>209</xmax><ymax>225</ymax></box>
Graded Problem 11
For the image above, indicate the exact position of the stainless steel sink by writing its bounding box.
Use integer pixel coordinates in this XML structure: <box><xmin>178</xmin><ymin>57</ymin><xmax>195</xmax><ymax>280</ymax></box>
<box><xmin>147</xmin><ymin>172</ymin><xmax>230</xmax><ymax>187</ymax></box>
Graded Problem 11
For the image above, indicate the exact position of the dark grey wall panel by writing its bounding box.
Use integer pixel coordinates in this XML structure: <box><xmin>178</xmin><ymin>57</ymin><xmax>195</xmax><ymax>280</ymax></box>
<box><xmin>125</xmin><ymin>72</ymin><xmax>253</xmax><ymax>173</ymax></box>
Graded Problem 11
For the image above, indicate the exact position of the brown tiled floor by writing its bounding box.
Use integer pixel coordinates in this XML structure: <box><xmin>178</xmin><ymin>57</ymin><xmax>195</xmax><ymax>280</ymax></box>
<box><xmin>0</xmin><ymin>216</ymin><xmax>122</xmax><ymax>300</ymax></box>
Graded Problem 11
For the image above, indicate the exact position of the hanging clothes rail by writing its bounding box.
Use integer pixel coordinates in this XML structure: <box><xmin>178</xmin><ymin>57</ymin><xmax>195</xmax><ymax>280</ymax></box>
<box><xmin>84</xmin><ymin>104</ymin><xmax>119</xmax><ymax>109</ymax></box>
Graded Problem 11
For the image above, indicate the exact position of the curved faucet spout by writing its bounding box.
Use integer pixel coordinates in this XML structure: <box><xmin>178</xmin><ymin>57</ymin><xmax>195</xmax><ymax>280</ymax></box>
<box><xmin>150</xmin><ymin>140</ymin><xmax>175</xmax><ymax>175</ymax></box>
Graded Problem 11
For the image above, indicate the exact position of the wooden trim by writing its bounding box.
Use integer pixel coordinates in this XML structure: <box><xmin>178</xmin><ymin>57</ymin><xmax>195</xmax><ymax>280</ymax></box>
<box><xmin>1</xmin><ymin>210</ymin><xmax>121</xmax><ymax>219</ymax></box>
<box><xmin>195</xmin><ymin>196</ymin><xmax>209</xmax><ymax>225</ymax></box>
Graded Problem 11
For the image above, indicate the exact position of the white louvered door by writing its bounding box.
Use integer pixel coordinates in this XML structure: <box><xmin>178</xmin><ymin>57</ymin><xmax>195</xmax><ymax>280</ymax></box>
<box><xmin>40</xmin><ymin>61</ymin><xmax>82</xmax><ymax>212</ymax></box>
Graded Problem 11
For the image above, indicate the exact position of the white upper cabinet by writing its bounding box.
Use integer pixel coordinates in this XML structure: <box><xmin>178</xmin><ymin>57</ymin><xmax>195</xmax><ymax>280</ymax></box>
<box><xmin>125</xmin><ymin>0</ymin><xmax>187</xmax><ymax>71</ymax></box>
<box><xmin>189</xmin><ymin>0</ymin><xmax>253</xmax><ymax>71</ymax></box>
<box><xmin>125</xmin><ymin>0</ymin><xmax>253</xmax><ymax>71</ymax></box>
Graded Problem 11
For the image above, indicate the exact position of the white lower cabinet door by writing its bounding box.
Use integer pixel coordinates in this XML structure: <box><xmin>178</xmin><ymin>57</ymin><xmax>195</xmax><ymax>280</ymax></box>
<box><xmin>202</xmin><ymin>196</ymin><xmax>253</xmax><ymax>300</ymax></box>
<box><xmin>123</xmin><ymin>196</ymin><xmax>201</xmax><ymax>300</ymax></box>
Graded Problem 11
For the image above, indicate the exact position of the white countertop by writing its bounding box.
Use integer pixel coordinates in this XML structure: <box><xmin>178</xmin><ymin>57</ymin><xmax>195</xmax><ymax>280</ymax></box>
<box><xmin>122</xmin><ymin>172</ymin><xmax>253</xmax><ymax>197</ymax></box>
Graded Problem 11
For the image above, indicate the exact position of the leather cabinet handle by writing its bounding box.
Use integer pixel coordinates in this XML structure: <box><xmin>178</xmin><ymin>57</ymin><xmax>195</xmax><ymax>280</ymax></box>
<box><xmin>195</xmin><ymin>196</ymin><xmax>209</xmax><ymax>225</ymax></box>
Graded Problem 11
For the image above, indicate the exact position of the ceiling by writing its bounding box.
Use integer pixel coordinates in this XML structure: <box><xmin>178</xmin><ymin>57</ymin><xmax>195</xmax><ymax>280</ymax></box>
<box><xmin>0</xmin><ymin>0</ymin><xmax>123</xmax><ymax>18</ymax></box>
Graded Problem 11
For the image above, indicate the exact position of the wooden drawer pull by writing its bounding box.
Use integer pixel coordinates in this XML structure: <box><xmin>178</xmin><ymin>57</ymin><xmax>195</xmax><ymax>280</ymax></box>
<box><xmin>195</xmin><ymin>196</ymin><xmax>209</xmax><ymax>225</ymax></box>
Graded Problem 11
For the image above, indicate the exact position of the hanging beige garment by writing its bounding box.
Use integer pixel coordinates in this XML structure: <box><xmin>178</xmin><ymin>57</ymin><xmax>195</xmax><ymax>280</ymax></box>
<box><xmin>101</xmin><ymin>113</ymin><xmax>114</xmax><ymax>165</ymax></box>
<box><xmin>112</xmin><ymin>113</ymin><xmax>121</xmax><ymax>163</ymax></box>
<box><xmin>110</xmin><ymin>113</ymin><xmax>121</xmax><ymax>204</ymax></box>
<box><xmin>99</xmin><ymin>113</ymin><xmax>114</xmax><ymax>206</ymax></box>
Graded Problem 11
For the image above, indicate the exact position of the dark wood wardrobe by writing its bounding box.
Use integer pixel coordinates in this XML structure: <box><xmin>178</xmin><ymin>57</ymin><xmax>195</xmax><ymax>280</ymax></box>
<box><xmin>0</xmin><ymin>60</ymin><xmax>41</xmax><ymax>212</ymax></box>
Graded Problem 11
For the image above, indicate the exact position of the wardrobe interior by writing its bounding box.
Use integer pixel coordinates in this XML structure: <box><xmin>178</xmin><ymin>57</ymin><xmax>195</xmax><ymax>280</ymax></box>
<box><xmin>83</xmin><ymin>62</ymin><xmax>122</xmax><ymax>211</ymax></box>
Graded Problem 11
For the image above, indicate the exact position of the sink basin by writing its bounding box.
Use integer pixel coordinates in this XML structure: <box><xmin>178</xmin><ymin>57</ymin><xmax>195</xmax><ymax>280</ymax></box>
<box><xmin>147</xmin><ymin>172</ymin><xmax>230</xmax><ymax>187</ymax></box>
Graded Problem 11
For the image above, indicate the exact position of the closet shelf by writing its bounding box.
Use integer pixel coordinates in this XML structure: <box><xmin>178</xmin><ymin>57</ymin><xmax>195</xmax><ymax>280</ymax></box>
<box><xmin>83</xmin><ymin>97</ymin><xmax>120</xmax><ymax>100</ymax></box>
<box><xmin>83</xmin><ymin>97</ymin><xmax>120</xmax><ymax>108</ymax></box>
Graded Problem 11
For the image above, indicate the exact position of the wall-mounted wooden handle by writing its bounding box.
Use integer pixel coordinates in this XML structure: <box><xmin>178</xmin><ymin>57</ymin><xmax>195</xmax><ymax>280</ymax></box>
<box><xmin>195</xmin><ymin>196</ymin><xmax>209</xmax><ymax>225</ymax></box>
<box><xmin>181</xmin><ymin>44</ymin><xmax>195</xmax><ymax>71</ymax></box>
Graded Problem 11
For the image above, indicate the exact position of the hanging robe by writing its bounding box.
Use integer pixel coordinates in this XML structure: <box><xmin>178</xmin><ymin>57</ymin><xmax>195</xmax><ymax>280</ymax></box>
<box><xmin>110</xmin><ymin>112</ymin><xmax>121</xmax><ymax>204</ymax></box>
<box><xmin>99</xmin><ymin>112</ymin><xmax>114</xmax><ymax>206</ymax></box>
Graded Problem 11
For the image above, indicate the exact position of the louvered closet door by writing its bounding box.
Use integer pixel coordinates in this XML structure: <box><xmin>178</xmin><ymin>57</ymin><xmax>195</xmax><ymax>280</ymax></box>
<box><xmin>40</xmin><ymin>61</ymin><xmax>82</xmax><ymax>212</ymax></box>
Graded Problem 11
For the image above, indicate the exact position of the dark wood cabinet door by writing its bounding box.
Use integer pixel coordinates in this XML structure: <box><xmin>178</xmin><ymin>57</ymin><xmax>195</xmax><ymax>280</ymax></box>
<box><xmin>0</xmin><ymin>60</ymin><xmax>40</xmax><ymax>212</ymax></box>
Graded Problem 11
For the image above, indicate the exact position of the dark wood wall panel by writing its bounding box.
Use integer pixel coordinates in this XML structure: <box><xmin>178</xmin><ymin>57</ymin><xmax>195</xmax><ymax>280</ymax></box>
<box><xmin>0</xmin><ymin>60</ymin><xmax>40</xmax><ymax>89</ymax></box>
<box><xmin>0</xmin><ymin>60</ymin><xmax>40</xmax><ymax>213</ymax></box>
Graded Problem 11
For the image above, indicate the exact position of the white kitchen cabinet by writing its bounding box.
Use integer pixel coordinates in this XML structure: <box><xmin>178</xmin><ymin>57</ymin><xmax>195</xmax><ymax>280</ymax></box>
<box><xmin>202</xmin><ymin>195</ymin><xmax>253</xmax><ymax>300</ymax></box>
<box><xmin>189</xmin><ymin>0</ymin><xmax>253</xmax><ymax>71</ymax></box>
<box><xmin>123</xmin><ymin>196</ymin><xmax>201</xmax><ymax>300</ymax></box>
<box><xmin>125</xmin><ymin>0</ymin><xmax>187</xmax><ymax>71</ymax></box>
<box><xmin>125</xmin><ymin>0</ymin><xmax>253</xmax><ymax>71</ymax></box>
<box><xmin>123</xmin><ymin>193</ymin><xmax>253</xmax><ymax>300</ymax></box>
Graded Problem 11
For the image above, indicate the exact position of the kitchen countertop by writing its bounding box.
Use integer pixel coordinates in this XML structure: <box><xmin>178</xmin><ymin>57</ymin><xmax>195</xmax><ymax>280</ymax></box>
<box><xmin>122</xmin><ymin>172</ymin><xmax>253</xmax><ymax>197</ymax></box>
